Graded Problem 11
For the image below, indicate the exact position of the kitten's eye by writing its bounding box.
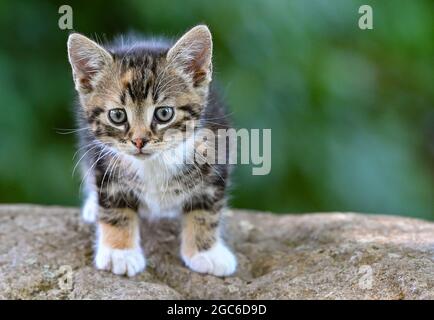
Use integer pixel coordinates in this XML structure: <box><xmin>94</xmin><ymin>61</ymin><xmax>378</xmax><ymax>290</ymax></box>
<box><xmin>154</xmin><ymin>107</ymin><xmax>174</xmax><ymax>123</ymax></box>
<box><xmin>108</xmin><ymin>108</ymin><xmax>127</xmax><ymax>125</ymax></box>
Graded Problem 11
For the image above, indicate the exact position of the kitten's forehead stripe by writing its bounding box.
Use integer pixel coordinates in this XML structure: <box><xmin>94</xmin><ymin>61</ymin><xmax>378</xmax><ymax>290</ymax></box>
<box><xmin>144</xmin><ymin>79</ymin><xmax>151</xmax><ymax>100</ymax></box>
<box><xmin>150</xmin><ymin>56</ymin><xmax>158</xmax><ymax>74</ymax></box>
<box><xmin>127</xmin><ymin>82</ymin><xmax>136</xmax><ymax>103</ymax></box>
<box><xmin>117</xmin><ymin>55</ymin><xmax>159</xmax><ymax>105</ymax></box>
<box><xmin>120</xmin><ymin>91</ymin><xmax>126</xmax><ymax>105</ymax></box>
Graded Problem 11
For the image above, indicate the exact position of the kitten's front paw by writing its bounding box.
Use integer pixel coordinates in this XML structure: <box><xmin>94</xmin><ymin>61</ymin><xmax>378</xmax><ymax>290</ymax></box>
<box><xmin>182</xmin><ymin>242</ymin><xmax>237</xmax><ymax>277</ymax></box>
<box><xmin>95</xmin><ymin>245</ymin><xmax>146</xmax><ymax>277</ymax></box>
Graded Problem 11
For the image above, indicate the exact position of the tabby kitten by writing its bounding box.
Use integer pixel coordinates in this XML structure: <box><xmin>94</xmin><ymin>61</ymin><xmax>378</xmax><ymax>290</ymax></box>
<box><xmin>67</xmin><ymin>25</ymin><xmax>236</xmax><ymax>277</ymax></box>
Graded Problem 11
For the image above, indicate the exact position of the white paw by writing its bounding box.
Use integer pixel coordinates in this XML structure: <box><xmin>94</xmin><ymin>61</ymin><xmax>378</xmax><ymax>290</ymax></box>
<box><xmin>182</xmin><ymin>242</ymin><xmax>237</xmax><ymax>277</ymax></box>
<box><xmin>95</xmin><ymin>244</ymin><xmax>146</xmax><ymax>277</ymax></box>
<box><xmin>82</xmin><ymin>193</ymin><xmax>98</xmax><ymax>223</ymax></box>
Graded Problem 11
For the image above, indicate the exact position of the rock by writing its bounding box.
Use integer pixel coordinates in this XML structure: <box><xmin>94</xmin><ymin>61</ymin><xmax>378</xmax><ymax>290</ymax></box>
<box><xmin>0</xmin><ymin>205</ymin><xmax>433</xmax><ymax>299</ymax></box>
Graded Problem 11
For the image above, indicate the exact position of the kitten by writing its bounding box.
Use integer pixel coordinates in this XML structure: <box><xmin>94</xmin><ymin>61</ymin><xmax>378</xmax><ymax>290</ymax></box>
<box><xmin>67</xmin><ymin>25</ymin><xmax>237</xmax><ymax>277</ymax></box>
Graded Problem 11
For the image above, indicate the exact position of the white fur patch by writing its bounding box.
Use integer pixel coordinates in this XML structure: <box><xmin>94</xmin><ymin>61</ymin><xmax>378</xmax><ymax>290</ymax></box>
<box><xmin>125</xmin><ymin>136</ymin><xmax>196</xmax><ymax>221</ymax></box>
<box><xmin>82</xmin><ymin>192</ymin><xmax>98</xmax><ymax>223</ymax></box>
<box><xmin>95</xmin><ymin>243</ymin><xmax>146</xmax><ymax>277</ymax></box>
<box><xmin>182</xmin><ymin>241</ymin><xmax>237</xmax><ymax>277</ymax></box>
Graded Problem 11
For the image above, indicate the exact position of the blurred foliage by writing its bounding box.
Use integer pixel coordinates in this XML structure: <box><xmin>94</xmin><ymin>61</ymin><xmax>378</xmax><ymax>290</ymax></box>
<box><xmin>0</xmin><ymin>0</ymin><xmax>433</xmax><ymax>219</ymax></box>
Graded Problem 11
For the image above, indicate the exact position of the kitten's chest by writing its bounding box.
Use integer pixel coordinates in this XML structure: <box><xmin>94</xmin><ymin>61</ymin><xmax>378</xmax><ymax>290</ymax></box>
<box><xmin>123</xmin><ymin>158</ymin><xmax>188</xmax><ymax>218</ymax></box>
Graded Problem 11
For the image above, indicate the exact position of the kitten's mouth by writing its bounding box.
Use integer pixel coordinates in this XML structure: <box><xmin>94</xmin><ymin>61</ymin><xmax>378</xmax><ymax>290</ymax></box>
<box><xmin>133</xmin><ymin>150</ymin><xmax>153</xmax><ymax>158</ymax></box>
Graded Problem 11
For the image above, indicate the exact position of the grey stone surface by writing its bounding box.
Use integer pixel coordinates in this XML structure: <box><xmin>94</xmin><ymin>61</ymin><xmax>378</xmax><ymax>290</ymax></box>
<box><xmin>0</xmin><ymin>205</ymin><xmax>433</xmax><ymax>299</ymax></box>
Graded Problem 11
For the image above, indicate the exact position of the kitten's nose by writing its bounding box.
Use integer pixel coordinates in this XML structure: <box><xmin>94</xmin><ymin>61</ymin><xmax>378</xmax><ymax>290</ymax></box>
<box><xmin>131</xmin><ymin>138</ymin><xmax>148</xmax><ymax>150</ymax></box>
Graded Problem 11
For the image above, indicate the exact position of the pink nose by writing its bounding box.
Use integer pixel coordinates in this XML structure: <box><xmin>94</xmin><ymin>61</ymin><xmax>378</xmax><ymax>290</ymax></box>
<box><xmin>132</xmin><ymin>138</ymin><xmax>147</xmax><ymax>149</ymax></box>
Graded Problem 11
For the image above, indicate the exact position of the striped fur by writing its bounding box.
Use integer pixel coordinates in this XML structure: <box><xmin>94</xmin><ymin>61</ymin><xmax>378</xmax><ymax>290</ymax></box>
<box><xmin>68</xmin><ymin>25</ymin><xmax>236</xmax><ymax>277</ymax></box>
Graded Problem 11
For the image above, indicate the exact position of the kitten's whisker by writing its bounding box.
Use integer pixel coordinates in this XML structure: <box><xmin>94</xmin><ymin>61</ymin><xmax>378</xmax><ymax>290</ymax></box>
<box><xmin>72</xmin><ymin>141</ymin><xmax>99</xmax><ymax>161</ymax></box>
<box><xmin>199</xmin><ymin>120</ymin><xmax>229</xmax><ymax>127</ymax></box>
<box><xmin>55</xmin><ymin>127</ymin><xmax>91</xmax><ymax>135</ymax></box>
<box><xmin>72</xmin><ymin>144</ymin><xmax>101</xmax><ymax>178</ymax></box>
<box><xmin>201</xmin><ymin>112</ymin><xmax>235</xmax><ymax>121</ymax></box>
<box><xmin>194</xmin><ymin>150</ymin><xmax>226</xmax><ymax>184</ymax></box>
<box><xmin>106</xmin><ymin>153</ymin><xmax>122</xmax><ymax>198</ymax></box>
<box><xmin>100</xmin><ymin>152</ymin><xmax>119</xmax><ymax>196</ymax></box>
<box><xmin>79</xmin><ymin>146</ymin><xmax>113</xmax><ymax>192</ymax></box>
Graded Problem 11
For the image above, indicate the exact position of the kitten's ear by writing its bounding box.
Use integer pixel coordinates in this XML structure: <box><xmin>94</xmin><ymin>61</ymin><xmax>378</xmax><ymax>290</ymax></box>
<box><xmin>167</xmin><ymin>25</ymin><xmax>213</xmax><ymax>86</ymax></box>
<box><xmin>67</xmin><ymin>33</ymin><xmax>112</xmax><ymax>93</ymax></box>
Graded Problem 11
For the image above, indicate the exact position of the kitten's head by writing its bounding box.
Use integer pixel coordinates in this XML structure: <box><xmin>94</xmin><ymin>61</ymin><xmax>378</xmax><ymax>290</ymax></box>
<box><xmin>67</xmin><ymin>25</ymin><xmax>212</xmax><ymax>158</ymax></box>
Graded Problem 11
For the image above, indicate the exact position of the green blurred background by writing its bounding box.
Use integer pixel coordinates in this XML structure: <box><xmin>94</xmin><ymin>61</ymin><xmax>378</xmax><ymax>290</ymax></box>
<box><xmin>0</xmin><ymin>0</ymin><xmax>433</xmax><ymax>219</ymax></box>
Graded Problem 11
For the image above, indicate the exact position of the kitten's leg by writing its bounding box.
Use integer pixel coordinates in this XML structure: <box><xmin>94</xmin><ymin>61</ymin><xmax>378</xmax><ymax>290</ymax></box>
<box><xmin>181</xmin><ymin>208</ymin><xmax>237</xmax><ymax>277</ymax></box>
<box><xmin>81</xmin><ymin>177</ymin><xmax>98</xmax><ymax>223</ymax></box>
<box><xmin>95</xmin><ymin>207</ymin><xmax>146</xmax><ymax>277</ymax></box>
<box><xmin>82</xmin><ymin>190</ymin><xmax>98</xmax><ymax>223</ymax></box>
